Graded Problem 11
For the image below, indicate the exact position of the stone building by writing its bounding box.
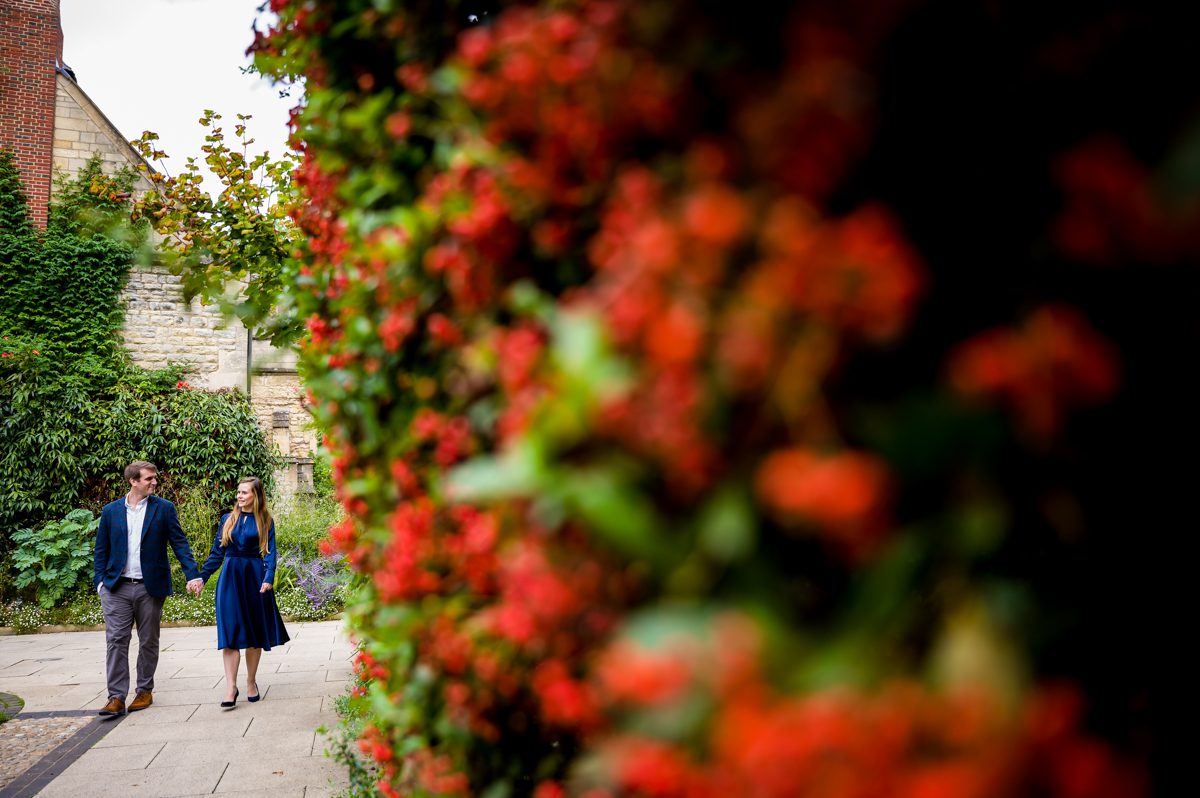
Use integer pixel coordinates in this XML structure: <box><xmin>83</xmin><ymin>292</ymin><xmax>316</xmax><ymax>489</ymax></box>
<box><xmin>0</xmin><ymin>0</ymin><xmax>316</xmax><ymax>496</ymax></box>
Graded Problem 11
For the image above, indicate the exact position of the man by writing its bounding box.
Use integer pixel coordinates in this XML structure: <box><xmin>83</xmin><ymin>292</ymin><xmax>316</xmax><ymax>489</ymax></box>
<box><xmin>93</xmin><ymin>460</ymin><xmax>204</xmax><ymax>718</ymax></box>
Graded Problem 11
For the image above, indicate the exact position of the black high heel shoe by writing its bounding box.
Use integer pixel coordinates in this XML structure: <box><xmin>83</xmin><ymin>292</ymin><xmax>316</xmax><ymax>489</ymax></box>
<box><xmin>247</xmin><ymin>683</ymin><xmax>261</xmax><ymax>703</ymax></box>
<box><xmin>220</xmin><ymin>686</ymin><xmax>239</xmax><ymax>709</ymax></box>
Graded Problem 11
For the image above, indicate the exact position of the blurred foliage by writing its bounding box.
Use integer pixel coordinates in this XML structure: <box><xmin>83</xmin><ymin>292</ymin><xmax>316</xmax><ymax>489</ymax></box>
<box><xmin>251</xmin><ymin>0</ymin><xmax>1191</xmax><ymax>795</ymax></box>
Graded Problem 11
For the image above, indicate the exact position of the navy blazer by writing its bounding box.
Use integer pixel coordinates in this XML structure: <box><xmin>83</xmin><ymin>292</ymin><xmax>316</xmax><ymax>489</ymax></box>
<box><xmin>93</xmin><ymin>495</ymin><xmax>201</xmax><ymax>598</ymax></box>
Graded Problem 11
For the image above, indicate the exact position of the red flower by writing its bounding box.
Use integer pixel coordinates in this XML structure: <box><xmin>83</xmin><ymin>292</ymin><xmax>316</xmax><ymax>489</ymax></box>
<box><xmin>385</xmin><ymin>111</ymin><xmax>411</xmax><ymax>138</ymax></box>
<box><xmin>681</xmin><ymin>182</ymin><xmax>749</xmax><ymax>248</ymax></box>
<box><xmin>756</xmin><ymin>447</ymin><xmax>891</xmax><ymax>554</ymax></box>
<box><xmin>379</xmin><ymin>300</ymin><xmax>417</xmax><ymax>352</ymax></box>
<box><xmin>496</xmin><ymin>325</ymin><xmax>545</xmax><ymax>392</ymax></box>
<box><xmin>427</xmin><ymin>313</ymin><xmax>463</xmax><ymax>346</ymax></box>
<box><xmin>607</xmin><ymin>737</ymin><xmax>701</xmax><ymax>798</ymax></box>
<box><xmin>1052</xmin><ymin>136</ymin><xmax>1182</xmax><ymax>265</ymax></box>
<box><xmin>533</xmin><ymin>782</ymin><xmax>566</xmax><ymax>798</ymax></box>
<box><xmin>947</xmin><ymin>305</ymin><xmax>1120</xmax><ymax>438</ymax></box>
<box><xmin>594</xmin><ymin>641</ymin><xmax>692</xmax><ymax>707</ymax></box>
<box><xmin>533</xmin><ymin>659</ymin><xmax>600</xmax><ymax>729</ymax></box>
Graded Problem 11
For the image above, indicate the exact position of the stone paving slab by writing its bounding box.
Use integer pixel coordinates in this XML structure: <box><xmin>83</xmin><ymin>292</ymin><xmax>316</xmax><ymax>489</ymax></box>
<box><xmin>33</xmin><ymin>761</ymin><xmax>226</xmax><ymax>797</ymax></box>
<box><xmin>0</xmin><ymin>620</ymin><xmax>351</xmax><ymax>798</ymax></box>
<box><xmin>118</xmin><ymin>704</ymin><xmax>201</xmax><ymax>725</ymax></box>
<box><xmin>151</xmin><ymin>729</ymin><xmax>321</xmax><ymax>766</ymax></box>
<box><xmin>174</xmin><ymin>789</ymin><xmax>303</xmax><ymax>798</ymax></box>
<box><xmin>188</xmin><ymin>695</ymin><xmax>323</xmax><ymax>723</ymax></box>
<box><xmin>212</xmin><ymin>755</ymin><xmax>346</xmax><ymax>794</ymax></box>
<box><xmin>92</xmin><ymin>716</ymin><xmax>254</xmax><ymax>747</ymax></box>
<box><xmin>140</xmin><ymin>676</ymin><xmax>221</xmax><ymax>693</ymax></box>
<box><xmin>259</xmin><ymin>681</ymin><xmax>347</xmax><ymax>701</ymax></box>
<box><xmin>66</xmin><ymin>741</ymin><xmax>165</xmax><ymax>773</ymax></box>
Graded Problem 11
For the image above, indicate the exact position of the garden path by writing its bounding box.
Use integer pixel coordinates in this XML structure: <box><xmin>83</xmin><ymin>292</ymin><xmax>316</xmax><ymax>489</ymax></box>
<box><xmin>0</xmin><ymin>620</ymin><xmax>352</xmax><ymax>797</ymax></box>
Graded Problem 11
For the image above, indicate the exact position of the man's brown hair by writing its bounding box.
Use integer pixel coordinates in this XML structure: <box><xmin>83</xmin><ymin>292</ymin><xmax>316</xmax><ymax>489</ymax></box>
<box><xmin>124</xmin><ymin>460</ymin><xmax>158</xmax><ymax>484</ymax></box>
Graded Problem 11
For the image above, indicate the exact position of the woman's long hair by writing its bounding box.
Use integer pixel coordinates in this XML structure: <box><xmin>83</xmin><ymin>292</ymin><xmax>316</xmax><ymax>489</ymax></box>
<box><xmin>219</xmin><ymin>476</ymin><xmax>272</xmax><ymax>556</ymax></box>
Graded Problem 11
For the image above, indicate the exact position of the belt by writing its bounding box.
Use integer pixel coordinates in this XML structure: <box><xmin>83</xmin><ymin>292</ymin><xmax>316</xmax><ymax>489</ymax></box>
<box><xmin>117</xmin><ymin>576</ymin><xmax>143</xmax><ymax>584</ymax></box>
<box><xmin>226</xmin><ymin>551</ymin><xmax>262</xmax><ymax>559</ymax></box>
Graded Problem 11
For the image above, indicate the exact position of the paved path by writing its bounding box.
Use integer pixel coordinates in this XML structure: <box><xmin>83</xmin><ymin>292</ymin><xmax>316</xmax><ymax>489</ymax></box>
<box><xmin>0</xmin><ymin>620</ymin><xmax>352</xmax><ymax>797</ymax></box>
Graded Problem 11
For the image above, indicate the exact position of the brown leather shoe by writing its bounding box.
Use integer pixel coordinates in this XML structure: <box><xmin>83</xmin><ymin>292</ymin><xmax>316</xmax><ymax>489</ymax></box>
<box><xmin>98</xmin><ymin>697</ymin><xmax>126</xmax><ymax>718</ymax></box>
<box><xmin>128</xmin><ymin>691</ymin><xmax>152</xmax><ymax>712</ymax></box>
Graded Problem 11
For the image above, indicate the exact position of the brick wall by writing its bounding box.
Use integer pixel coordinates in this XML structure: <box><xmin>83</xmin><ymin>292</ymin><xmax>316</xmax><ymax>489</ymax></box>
<box><xmin>2</xmin><ymin>0</ymin><xmax>319</xmax><ymax>496</ymax></box>
<box><xmin>0</xmin><ymin>0</ymin><xmax>61</xmax><ymax>228</ymax></box>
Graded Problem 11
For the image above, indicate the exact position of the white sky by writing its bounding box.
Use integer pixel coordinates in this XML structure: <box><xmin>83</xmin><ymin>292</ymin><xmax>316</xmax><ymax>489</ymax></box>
<box><xmin>59</xmin><ymin>0</ymin><xmax>296</xmax><ymax>189</ymax></box>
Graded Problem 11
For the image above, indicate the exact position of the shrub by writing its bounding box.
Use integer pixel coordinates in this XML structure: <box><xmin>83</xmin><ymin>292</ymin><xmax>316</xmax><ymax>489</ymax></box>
<box><xmin>274</xmin><ymin>493</ymin><xmax>343</xmax><ymax>560</ymax></box>
<box><xmin>9</xmin><ymin>509</ymin><xmax>98</xmax><ymax>609</ymax></box>
<box><xmin>177</xmin><ymin>486</ymin><xmax>221</xmax><ymax>566</ymax></box>
<box><xmin>60</xmin><ymin>585</ymin><xmax>104</xmax><ymax>626</ymax></box>
<box><xmin>310</xmin><ymin>447</ymin><xmax>334</xmax><ymax>501</ymax></box>
<box><xmin>0</xmin><ymin>600</ymin><xmax>52</xmax><ymax>633</ymax></box>
<box><xmin>256</xmin><ymin>1</ymin><xmax>1173</xmax><ymax>795</ymax></box>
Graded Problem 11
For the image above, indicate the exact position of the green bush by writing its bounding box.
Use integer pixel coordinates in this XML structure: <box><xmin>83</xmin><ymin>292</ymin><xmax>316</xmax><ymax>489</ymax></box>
<box><xmin>274</xmin><ymin>494</ymin><xmax>343</xmax><ymax>560</ymax></box>
<box><xmin>310</xmin><ymin>447</ymin><xmax>334</xmax><ymax>501</ymax></box>
<box><xmin>10</xmin><ymin>509</ymin><xmax>98</xmax><ymax>609</ymax></box>
<box><xmin>48</xmin><ymin>584</ymin><xmax>104</xmax><ymax>627</ymax></box>
<box><xmin>0</xmin><ymin>150</ymin><xmax>280</xmax><ymax>567</ymax></box>
<box><xmin>177</xmin><ymin>486</ymin><xmax>220</xmax><ymax>567</ymax></box>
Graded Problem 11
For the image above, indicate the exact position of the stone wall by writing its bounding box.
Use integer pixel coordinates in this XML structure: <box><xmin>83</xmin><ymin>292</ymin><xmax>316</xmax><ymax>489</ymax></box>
<box><xmin>119</xmin><ymin>264</ymin><xmax>247</xmax><ymax>387</ymax></box>
<box><xmin>118</xmin><ymin>264</ymin><xmax>319</xmax><ymax>496</ymax></box>
<box><xmin>253</xmin><ymin>369</ymin><xmax>316</xmax><ymax>496</ymax></box>
<box><xmin>52</xmin><ymin>75</ymin><xmax>154</xmax><ymax>186</ymax></box>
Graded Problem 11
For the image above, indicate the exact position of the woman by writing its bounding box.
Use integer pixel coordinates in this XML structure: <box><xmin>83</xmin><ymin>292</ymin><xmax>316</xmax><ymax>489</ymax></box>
<box><xmin>200</xmin><ymin>476</ymin><xmax>290</xmax><ymax>707</ymax></box>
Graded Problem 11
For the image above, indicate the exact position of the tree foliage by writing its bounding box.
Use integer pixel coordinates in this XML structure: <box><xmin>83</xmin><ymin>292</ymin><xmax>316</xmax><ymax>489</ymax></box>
<box><xmin>130</xmin><ymin>111</ymin><xmax>303</xmax><ymax>344</ymax></box>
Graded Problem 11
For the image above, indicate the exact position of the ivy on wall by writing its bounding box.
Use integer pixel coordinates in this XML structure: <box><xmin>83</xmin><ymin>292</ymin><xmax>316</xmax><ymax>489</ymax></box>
<box><xmin>0</xmin><ymin>153</ymin><xmax>139</xmax><ymax>363</ymax></box>
<box><xmin>0</xmin><ymin>150</ymin><xmax>279</xmax><ymax>541</ymax></box>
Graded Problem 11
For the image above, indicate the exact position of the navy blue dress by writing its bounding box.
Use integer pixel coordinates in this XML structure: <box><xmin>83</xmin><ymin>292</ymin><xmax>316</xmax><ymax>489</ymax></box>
<box><xmin>200</xmin><ymin>512</ymin><xmax>291</xmax><ymax>650</ymax></box>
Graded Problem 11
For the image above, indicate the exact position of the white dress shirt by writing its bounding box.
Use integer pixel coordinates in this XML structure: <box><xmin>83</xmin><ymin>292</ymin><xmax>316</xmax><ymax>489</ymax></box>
<box><xmin>123</xmin><ymin>496</ymin><xmax>148</xmax><ymax>579</ymax></box>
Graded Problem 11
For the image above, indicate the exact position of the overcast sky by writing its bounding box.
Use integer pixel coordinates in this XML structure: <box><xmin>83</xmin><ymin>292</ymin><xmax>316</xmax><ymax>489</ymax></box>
<box><xmin>59</xmin><ymin>0</ymin><xmax>296</xmax><ymax>189</ymax></box>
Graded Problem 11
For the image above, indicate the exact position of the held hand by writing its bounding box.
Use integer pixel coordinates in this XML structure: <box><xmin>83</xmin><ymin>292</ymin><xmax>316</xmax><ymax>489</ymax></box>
<box><xmin>260</xmin><ymin>582</ymin><xmax>273</xmax><ymax>593</ymax></box>
<box><xmin>186</xmin><ymin>578</ymin><xmax>204</xmax><ymax>596</ymax></box>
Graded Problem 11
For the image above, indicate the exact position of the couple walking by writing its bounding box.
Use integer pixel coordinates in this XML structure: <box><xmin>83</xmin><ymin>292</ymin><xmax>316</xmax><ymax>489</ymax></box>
<box><xmin>92</xmin><ymin>460</ymin><xmax>291</xmax><ymax>717</ymax></box>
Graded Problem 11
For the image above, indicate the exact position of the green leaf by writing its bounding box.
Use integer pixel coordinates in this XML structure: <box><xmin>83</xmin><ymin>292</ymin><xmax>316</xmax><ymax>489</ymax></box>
<box><xmin>697</xmin><ymin>482</ymin><xmax>756</xmax><ymax>563</ymax></box>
